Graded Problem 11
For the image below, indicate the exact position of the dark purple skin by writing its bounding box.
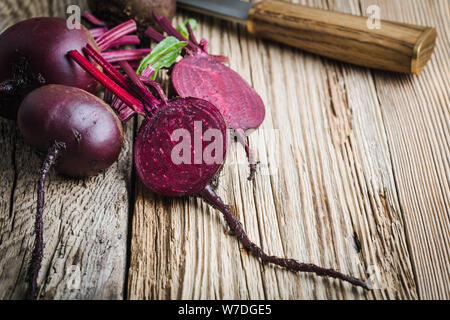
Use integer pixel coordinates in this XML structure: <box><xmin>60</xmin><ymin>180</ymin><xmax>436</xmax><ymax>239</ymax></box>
<box><xmin>18</xmin><ymin>85</ymin><xmax>123</xmax><ymax>177</ymax></box>
<box><xmin>0</xmin><ymin>17</ymin><xmax>99</xmax><ymax>119</ymax></box>
<box><xmin>88</xmin><ymin>0</ymin><xmax>176</xmax><ymax>36</ymax></box>
<box><xmin>135</xmin><ymin>97</ymin><xmax>227</xmax><ymax>197</ymax></box>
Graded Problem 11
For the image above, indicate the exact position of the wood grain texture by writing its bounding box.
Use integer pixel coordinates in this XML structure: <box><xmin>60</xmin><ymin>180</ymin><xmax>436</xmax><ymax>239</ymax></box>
<box><xmin>361</xmin><ymin>0</ymin><xmax>449</xmax><ymax>300</ymax></box>
<box><xmin>0</xmin><ymin>0</ymin><xmax>132</xmax><ymax>299</ymax></box>
<box><xmin>127</xmin><ymin>0</ymin><xmax>448</xmax><ymax>300</ymax></box>
<box><xmin>247</xmin><ymin>0</ymin><xmax>437</xmax><ymax>74</ymax></box>
<box><xmin>0</xmin><ymin>0</ymin><xmax>447</xmax><ymax>301</ymax></box>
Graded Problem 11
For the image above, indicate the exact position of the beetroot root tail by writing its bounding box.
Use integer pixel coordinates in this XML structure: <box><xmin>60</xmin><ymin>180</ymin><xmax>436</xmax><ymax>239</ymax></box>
<box><xmin>26</xmin><ymin>142</ymin><xmax>65</xmax><ymax>300</ymax></box>
<box><xmin>200</xmin><ymin>184</ymin><xmax>371</xmax><ymax>290</ymax></box>
<box><xmin>235</xmin><ymin>129</ymin><xmax>257</xmax><ymax>181</ymax></box>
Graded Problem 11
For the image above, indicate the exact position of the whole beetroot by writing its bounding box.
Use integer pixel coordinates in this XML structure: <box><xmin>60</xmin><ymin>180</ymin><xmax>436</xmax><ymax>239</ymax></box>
<box><xmin>18</xmin><ymin>84</ymin><xmax>124</xmax><ymax>299</ymax></box>
<box><xmin>0</xmin><ymin>17</ymin><xmax>149</xmax><ymax>120</ymax></box>
<box><xmin>18</xmin><ymin>85</ymin><xmax>123</xmax><ymax>177</ymax></box>
<box><xmin>0</xmin><ymin>18</ymin><xmax>99</xmax><ymax>119</ymax></box>
<box><xmin>88</xmin><ymin>0</ymin><xmax>176</xmax><ymax>36</ymax></box>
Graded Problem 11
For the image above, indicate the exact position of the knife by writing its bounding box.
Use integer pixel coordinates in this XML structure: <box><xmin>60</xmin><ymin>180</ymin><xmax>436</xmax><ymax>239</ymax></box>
<box><xmin>177</xmin><ymin>0</ymin><xmax>437</xmax><ymax>74</ymax></box>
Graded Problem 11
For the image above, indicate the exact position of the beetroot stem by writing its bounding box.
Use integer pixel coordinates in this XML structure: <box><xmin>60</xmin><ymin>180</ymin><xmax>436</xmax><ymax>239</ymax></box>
<box><xmin>145</xmin><ymin>26</ymin><xmax>166</xmax><ymax>43</ymax></box>
<box><xmin>235</xmin><ymin>129</ymin><xmax>257</xmax><ymax>181</ymax></box>
<box><xmin>103</xmin><ymin>49</ymin><xmax>151</xmax><ymax>64</ymax></box>
<box><xmin>83</xmin><ymin>44</ymin><xmax>129</xmax><ymax>89</ymax></box>
<box><xmin>139</xmin><ymin>77</ymin><xmax>168</xmax><ymax>104</ymax></box>
<box><xmin>89</xmin><ymin>27</ymin><xmax>108</xmax><ymax>39</ymax></box>
<box><xmin>68</xmin><ymin>50</ymin><xmax>142</xmax><ymax>112</ymax></box>
<box><xmin>96</xmin><ymin>20</ymin><xmax>137</xmax><ymax>52</ymax></box>
<box><xmin>186</xmin><ymin>22</ymin><xmax>199</xmax><ymax>46</ymax></box>
<box><xmin>26</xmin><ymin>142</ymin><xmax>65</xmax><ymax>300</ymax></box>
<box><xmin>102</xmin><ymin>35</ymin><xmax>141</xmax><ymax>51</ymax></box>
<box><xmin>200</xmin><ymin>184</ymin><xmax>371</xmax><ymax>290</ymax></box>
<box><xmin>81</xmin><ymin>45</ymin><xmax>152</xmax><ymax>116</ymax></box>
<box><xmin>152</xmin><ymin>12</ymin><xmax>197</xmax><ymax>51</ymax></box>
<box><xmin>119</xmin><ymin>61</ymin><xmax>161</xmax><ymax>113</ymax></box>
<box><xmin>82</xmin><ymin>11</ymin><xmax>107</xmax><ymax>27</ymax></box>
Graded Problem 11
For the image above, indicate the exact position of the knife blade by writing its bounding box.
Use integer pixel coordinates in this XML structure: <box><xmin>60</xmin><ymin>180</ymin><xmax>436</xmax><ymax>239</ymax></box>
<box><xmin>177</xmin><ymin>0</ymin><xmax>252</xmax><ymax>25</ymax></box>
<box><xmin>176</xmin><ymin>0</ymin><xmax>436</xmax><ymax>74</ymax></box>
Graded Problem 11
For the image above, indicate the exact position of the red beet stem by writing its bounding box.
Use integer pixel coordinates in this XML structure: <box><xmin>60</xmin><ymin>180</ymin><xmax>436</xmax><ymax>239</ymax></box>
<box><xmin>83</xmin><ymin>44</ymin><xmax>129</xmax><ymax>89</ymax></box>
<box><xmin>152</xmin><ymin>12</ymin><xmax>197</xmax><ymax>51</ymax></box>
<box><xmin>116</xmin><ymin>61</ymin><xmax>140</xmax><ymax>70</ymax></box>
<box><xmin>96</xmin><ymin>20</ymin><xmax>137</xmax><ymax>52</ymax></box>
<box><xmin>27</xmin><ymin>142</ymin><xmax>65</xmax><ymax>300</ymax></box>
<box><xmin>102</xmin><ymin>35</ymin><xmax>141</xmax><ymax>50</ymax></box>
<box><xmin>104</xmin><ymin>88</ymin><xmax>113</xmax><ymax>104</ymax></box>
<box><xmin>138</xmin><ymin>77</ymin><xmax>168</xmax><ymax>104</ymax></box>
<box><xmin>68</xmin><ymin>50</ymin><xmax>142</xmax><ymax>112</ymax></box>
<box><xmin>80</xmin><ymin>45</ymin><xmax>158</xmax><ymax>116</ymax></box>
<box><xmin>200</xmin><ymin>184</ymin><xmax>371</xmax><ymax>290</ymax></box>
<box><xmin>112</xmin><ymin>97</ymin><xmax>136</xmax><ymax>122</ymax></box>
<box><xmin>83</xmin><ymin>44</ymin><xmax>152</xmax><ymax>112</ymax></box>
<box><xmin>186</xmin><ymin>22</ymin><xmax>199</xmax><ymax>46</ymax></box>
<box><xmin>140</xmin><ymin>67</ymin><xmax>155</xmax><ymax>78</ymax></box>
<box><xmin>103</xmin><ymin>49</ymin><xmax>151</xmax><ymax>64</ymax></box>
<box><xmin>119</xmin><ymin>61</ymin><xmax>161</xmax><ymax>114</ymax></box>
<box><xmin>89</xmin><ymin>27</ymin><xmax>108</xmax><ymax>39</ymax></box>
<box><xmin>235</xmin><ymin>129</ymin><xmax>257</xmax><ymax>181</ymax></box>
<box><xmin>211</xmin><ymin>55</ymin><xmax>229</xmax><ymax>64</ymax></box>
<box><xmin>82</xmin><ymin>10</ymin><xmax>107</xmax><ymax>27</ymax></box>
<box><xmin>145</xmin><ymin>26</ymin><xmax>166</xmax><ymax>43</ymax></box>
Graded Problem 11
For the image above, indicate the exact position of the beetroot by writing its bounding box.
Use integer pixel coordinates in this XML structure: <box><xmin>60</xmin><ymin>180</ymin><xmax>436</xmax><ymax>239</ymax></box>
<box><xmin>88</xmin><ymin>0</ymin><xmax>176</xmax><ymax>36</ymax></box>
<box><xmin>145</xmin><ymin>14</ymin><xmax>266</xmax><ymax>180</ymax></box>
<box><xmin>135</xmin><ymin>98</ymin><xmax>227</xmax><ymax>197</ymax></box>
<box><xmin>18</xmin><ymin>85</ymin><xmax>124</xmax><ymax>177</ymax></box>
<box><xmin>0</xmin><ymin>17</ymin><xmax>147</xmax><ymax>120</ymax></box>
<box><xmin>18</xmin><ymin>85</ymin><xmax>124</xmax><ymax>299</ymax></box>
<box><xmin>0</xmin><ymin>18</ymin><xmax>98</xmax><ymax>119</ymax></box>
<box><xmin>70</xmin><ymin>47</ymin><xmax>370</xmax><ymax>291</ymax></box>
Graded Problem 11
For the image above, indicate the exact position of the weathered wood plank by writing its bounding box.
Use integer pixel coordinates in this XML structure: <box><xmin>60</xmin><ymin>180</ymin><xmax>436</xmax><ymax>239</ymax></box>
<box><xmin>0</xmin><ymin>0</ymin><xmax>132</xmax><ymax>299</ymax></box>
<box><xmin>361</xmin><ymin>0</ymin><xmax>449</xmax><ymax>300</ymax></box>
<box><xmin>127</xmin><ymin>0</ymin><xmax>449</xmax><ymax>300</ymax></box>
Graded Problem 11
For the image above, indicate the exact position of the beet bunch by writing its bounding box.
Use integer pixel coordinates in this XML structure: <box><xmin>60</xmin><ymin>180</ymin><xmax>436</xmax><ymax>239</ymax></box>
<box><xmin>69</xmin><ymin>43</ymin><xmax>370</xmax><ymax>291</ymax></box>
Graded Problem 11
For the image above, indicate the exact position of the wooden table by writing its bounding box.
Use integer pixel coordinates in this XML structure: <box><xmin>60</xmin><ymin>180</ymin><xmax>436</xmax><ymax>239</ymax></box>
<box><xmin>0</xmin><ymin>0</ymin><xmax>448</xmax><ymax>300</ymax></box>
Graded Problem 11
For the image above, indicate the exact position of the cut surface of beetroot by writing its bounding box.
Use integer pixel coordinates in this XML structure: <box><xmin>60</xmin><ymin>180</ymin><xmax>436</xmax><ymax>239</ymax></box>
<box><xmin>172</xmin><ymin>53</ymin><xmax>265</xmax><ymax>131</ymax></box>
<box><xmin>135</xmin><ymin>98</ymin><xmax>227</xmax><ymax>197</ymax></box>
<box><xmin>147</xmin><ymin>16</ymin><xmax>266</xmax><ymax>179</ymax></box>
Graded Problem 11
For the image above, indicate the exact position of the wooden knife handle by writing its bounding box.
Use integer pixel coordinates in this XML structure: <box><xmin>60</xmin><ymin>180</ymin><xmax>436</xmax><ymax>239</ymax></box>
<box><xmin>247</xmin><ymin>0</ymin><xmax>437</xmax><ymax>74</ymax></box>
